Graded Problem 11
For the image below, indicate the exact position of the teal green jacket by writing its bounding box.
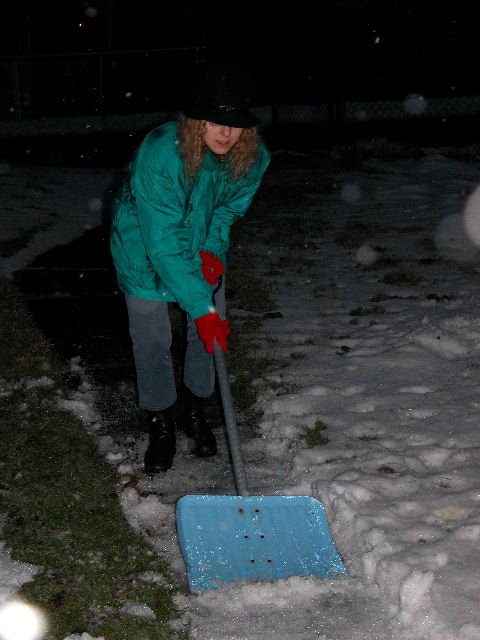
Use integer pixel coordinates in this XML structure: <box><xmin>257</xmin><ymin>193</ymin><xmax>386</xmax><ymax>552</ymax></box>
<box><xmin>110</xmin><ymin>121</ymin><xmax>270</xmax><ymax>320</ymax></box>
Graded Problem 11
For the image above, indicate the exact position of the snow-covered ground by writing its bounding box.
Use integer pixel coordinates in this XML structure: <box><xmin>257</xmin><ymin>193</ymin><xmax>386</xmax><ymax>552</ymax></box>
<box><xmin>2</xmin><ymin>146</ymin><xmax>480</xmax><ymax>640</ymax></box>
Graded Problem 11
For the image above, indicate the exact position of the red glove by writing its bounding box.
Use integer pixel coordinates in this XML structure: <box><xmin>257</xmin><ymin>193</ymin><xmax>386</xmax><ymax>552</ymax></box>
<box><xmin>200</xmin><ymin>251</ymin><xmax>224</xmax><ymax>285</ymax></box>
<box><xmin>195</xmin><ymin>313</ymin><xmax>230</xmax><ymax>354</ymax></box>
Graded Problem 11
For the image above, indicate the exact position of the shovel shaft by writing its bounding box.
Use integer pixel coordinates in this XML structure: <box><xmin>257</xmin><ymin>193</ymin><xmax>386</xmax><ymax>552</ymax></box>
<box><xmin>213</xmin><ymin>342</ymin><xmax>249</xmax><ymax>496</ymax></box>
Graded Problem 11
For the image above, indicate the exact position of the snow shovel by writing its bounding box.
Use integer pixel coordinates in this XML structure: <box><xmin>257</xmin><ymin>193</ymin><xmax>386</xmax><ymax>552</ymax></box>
<box><xmin>176</xmin><ymin>341</ymin><xmax>346</xmax><ymax>594</ymax></box>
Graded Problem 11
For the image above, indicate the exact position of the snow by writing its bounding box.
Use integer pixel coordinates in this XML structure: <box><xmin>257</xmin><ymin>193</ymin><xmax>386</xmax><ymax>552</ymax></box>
<box><xmin>0</xmin><ymin>163</ymin><xmax>112</xmax><ymax>278</ymax></box>
<box><xmin>2</xmin><ymin>148</ymin><xmax>480</xmax><ymax>639</ymax></box>
<box><xmin>0</xmin><ymin>539</ymin><xmax>39</xmax><ymax>603</ymax></box>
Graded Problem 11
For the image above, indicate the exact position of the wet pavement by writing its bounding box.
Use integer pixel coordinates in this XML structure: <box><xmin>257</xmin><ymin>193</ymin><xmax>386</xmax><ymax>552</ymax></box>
<box><xmin>12</xmin><ymin>223</ymin><xmax>212</xmax><ymax>438</ymax></box>
<box><xmin>8</xmin><ymin>148</ymin><xmax>337</xmax><ymax>439</ymax></box>
<box><xmin>13</xmin><ymin>223</ymin><xmax>130</xmax><ymax>374</ymax></box>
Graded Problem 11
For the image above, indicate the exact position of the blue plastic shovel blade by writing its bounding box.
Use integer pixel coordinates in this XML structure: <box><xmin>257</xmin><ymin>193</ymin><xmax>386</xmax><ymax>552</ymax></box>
<box><xmin>176</xmin><ymin>494</ymin><xmax>346</xmax><ymax>594</ymax></box>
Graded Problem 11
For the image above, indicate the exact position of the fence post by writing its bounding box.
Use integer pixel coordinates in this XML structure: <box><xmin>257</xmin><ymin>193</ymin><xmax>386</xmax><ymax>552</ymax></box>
<box><xmin>13</xmin><ymin>60</ymin><xmax>22</xmax><ymax>120</ymax></box>
<box><xmin>98</xmin><ymin>52</ymin><xmax>104</xmax><ymax>116</ymax></box>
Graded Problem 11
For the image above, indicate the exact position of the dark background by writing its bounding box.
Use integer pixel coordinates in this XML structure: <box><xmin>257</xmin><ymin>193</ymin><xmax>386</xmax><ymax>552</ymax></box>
<box><xmin>1</xmin><ymin>1</ymin><xmax>478</xmax><ymax>110</ymax></box>
<box><xmin>1</xmin><ymin>1</ymin><xmax>479</xmax><ymax>163</ymax></box>
<box><xmin>4</xmin><ymin>1</ymin><xmax>480</xmax><ymax>435</ymax></box>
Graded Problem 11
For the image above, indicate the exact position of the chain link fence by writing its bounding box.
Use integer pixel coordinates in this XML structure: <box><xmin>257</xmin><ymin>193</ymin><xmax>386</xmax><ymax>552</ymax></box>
<box><xmin>1</xmin><ymin>49</ymin><xmax>480</xmax><ymax>143</ymax></box>
<box><xmin>0</xmin><ymin>47</ymin><xmax>204</xmax><ymax>123</ymax></box>
<box><xmin>271</xmin><ymin>94</ymin><xmax>480</xmax><ymax>126</ymax></box>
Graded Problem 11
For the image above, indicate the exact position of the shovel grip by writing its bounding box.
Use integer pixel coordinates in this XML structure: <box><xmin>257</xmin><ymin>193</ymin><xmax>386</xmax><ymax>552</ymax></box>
<box><xmin>213</xmin><ymin>341</ymin><xmax>249</xmax><ymax>496</ymax></box>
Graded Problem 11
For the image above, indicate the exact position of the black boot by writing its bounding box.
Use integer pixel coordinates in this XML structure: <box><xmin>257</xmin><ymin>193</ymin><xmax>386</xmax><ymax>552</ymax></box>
<box><xmin>181</xmin><ymin>388</ymin><xmax>217</xmax><ymax>458</ymax></box>
<box><xmin>144</xmin><ymin>407</ymin><xmax>176</xmax><ymax>474</ymax></box>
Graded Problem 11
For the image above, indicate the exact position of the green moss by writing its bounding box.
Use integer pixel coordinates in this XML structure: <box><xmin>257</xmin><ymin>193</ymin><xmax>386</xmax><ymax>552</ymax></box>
<box><xmin>382</xmin><ymin>271</ymin><xmax>423</xmax><ymax>286</ymax></box>
<box><xmin>225</xmin><ymin>268</ymin><xmax>282</xmax><ymax>437</ymax></box>
<box><xmin>0</xmin><ymin>278</ymin><xmax>182</xmax><ymax>639</ymax></box>
<box><xmin>0</xmin><ymin>277</ymin><xmax>61</xmax><ymax>382</ymax></box>
<box><xmin>302</xmin><ymin>420</ymin><xmax>330</xmax><ymax>447</ymax></box>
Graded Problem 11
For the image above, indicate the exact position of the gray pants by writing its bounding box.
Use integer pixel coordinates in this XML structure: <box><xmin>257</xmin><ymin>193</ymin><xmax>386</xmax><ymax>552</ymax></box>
<box><xmin>125</xmin><ymin>279</ymin><xmax>226</xmax><ymax>411</ymax></box>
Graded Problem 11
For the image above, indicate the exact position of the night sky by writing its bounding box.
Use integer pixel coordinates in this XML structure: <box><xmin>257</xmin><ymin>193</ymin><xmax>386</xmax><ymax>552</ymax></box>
<box><xmin>1</xmin><ymin>1</ymin><xmax>478</xmax><ymax>115</ymax></box>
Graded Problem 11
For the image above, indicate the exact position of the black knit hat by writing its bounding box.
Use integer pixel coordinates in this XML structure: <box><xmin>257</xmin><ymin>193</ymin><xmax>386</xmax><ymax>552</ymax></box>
<box><xmin>183</xmin><ymin>63</ymin><xmax>261</xmax><ymax>128</ymax></box>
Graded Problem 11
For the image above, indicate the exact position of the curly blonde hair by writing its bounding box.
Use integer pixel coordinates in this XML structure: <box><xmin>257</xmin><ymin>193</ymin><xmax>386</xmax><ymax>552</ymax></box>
<box><xmin>176</xmin><ymin>114</ymin><xmax>259</xmax><ymax>182</ymax></box>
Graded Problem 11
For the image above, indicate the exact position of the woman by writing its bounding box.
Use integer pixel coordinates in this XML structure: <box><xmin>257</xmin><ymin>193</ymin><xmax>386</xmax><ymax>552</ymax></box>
<box><xmin>110</xmin><ymin>63</ymin><xmax>270</xmax><ymax>474</ymax></box>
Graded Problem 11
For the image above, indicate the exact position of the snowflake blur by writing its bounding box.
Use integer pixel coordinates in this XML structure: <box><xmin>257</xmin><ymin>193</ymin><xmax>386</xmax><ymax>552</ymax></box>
<box><xmin>0</xmin><ymin>601</ymin><xmax>47</xmax><ymax>640</ymax></box>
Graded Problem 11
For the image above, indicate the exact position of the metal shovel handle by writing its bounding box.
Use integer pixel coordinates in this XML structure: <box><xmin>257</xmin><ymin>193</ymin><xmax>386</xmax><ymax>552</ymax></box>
<box><xmin>213</xmin><ymin>341</ymin><xmax>249</xmax><ymax>496</ymax></box>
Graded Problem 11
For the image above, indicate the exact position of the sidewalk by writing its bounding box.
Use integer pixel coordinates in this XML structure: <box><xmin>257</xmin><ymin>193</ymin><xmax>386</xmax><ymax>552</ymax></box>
<box><xmin>5</xmin><ymin>145</ymin><xmax>480</xmax><ymax>639</ymax></box>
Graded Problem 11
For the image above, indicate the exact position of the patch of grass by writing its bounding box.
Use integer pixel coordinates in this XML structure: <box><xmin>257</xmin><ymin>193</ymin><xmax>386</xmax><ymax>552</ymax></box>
<box><xmin>226</xmin><ymin>320</ymin><xmax>284</xmax><ymax>436</ymax></box>
<box><xmin>459</xmin><ymin>265</ymin><xmax>480</xmax><ymax>276</ymax></box>
<box><xmin>420</xmin><ymin>237</ymin><xmax>438</xmax><ymax>252</ymax></box>
<box><xmin>257</xmin><ymin>185</ymin><xmax>312</xmax><ymax>210</ymax></box>
<box><xmin>262</xmin><ymin>225</ymin><xmax>321</xmax><ymax>250</ymax></box>
<box><xmin>418</xmin><ymin>256</ymin><xmax>447</xmax><ymax>265</ymax></box>
<box><xmin>312</xmin><ymin>286</ymin><xmax>327</xmax><ymax>298</ymax></box>
<box><xmin>331</xmin><ymin>136</ymin><xmax>424</xmax><ymax>163</ymax></box>
<box><xmin>224</xmin><ymin>269</ymin><xmax>283</xmax><ymax>436</ymax></box>
<box><xmin>399</xmin><ymin>225</ymin><xmax>425</xmax><ymax>233</ymax></box>
<box><xmin>359</xmin><ymin>256</ymin><xmax>400</xmax><ymax>270</ymax></box>
<box><xmin>268</xmin><ymin>379</ymin><xmax>294</xmax><ymax>396</ymax></box>
<box><xmin>0</xmin><ymin>277</ymin><xmax>62</xmax><ymax>382</ymax></box>
<box><xmin>302</xmin><ymin>420</ymin><xmax>330</xmax><ymax>447</ymax></box>
<box><xmin>0</xmin><ymin>277</ymin><xmax>181</xmax><ymax>640</ymax></box>
<box><xmin>226</xmin><ymin>267</ymin><xmax>274</xmax><ymax>314</ymax></box>
<box><xmin>369</xmin><ymin>292</ymin><xmax>418</xmax><ymax>302</ymax></box>
<box><xmin>426</xmin><ymin>293</ymin><xmax>454</xmax><ymax>302</ymax></box>
<box><xmin>335</xmin><ymin>345</ymin><xmax>352</xmax><ymax>355</ymax></box>
<box><xmin>441</xmin><ymin>143</ymin><xmax>480</xmax><ymax>161</ymax></box>
<box><xmin>334</xmin><ymin>222</ymin><xmax>386</xmax><ymax>249</ymax></box>
<box><xmin>378</xmin><ymin>464</ymin><xmax>397</xmax><ymax>474</ymax></box>
<box><xmin>289</xmin><ymin>351</ymin><xmax>306</xmax><ymax>359</ymax></box>
<box><xmin>382</xmin><ymin>271</ymin><xmax>423</xmax><ymax>286</ymax></box>
<box><xmin>350</xmin><ymin>305</ymin><xmax>393</xmax><ymax>316</ymax></box>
